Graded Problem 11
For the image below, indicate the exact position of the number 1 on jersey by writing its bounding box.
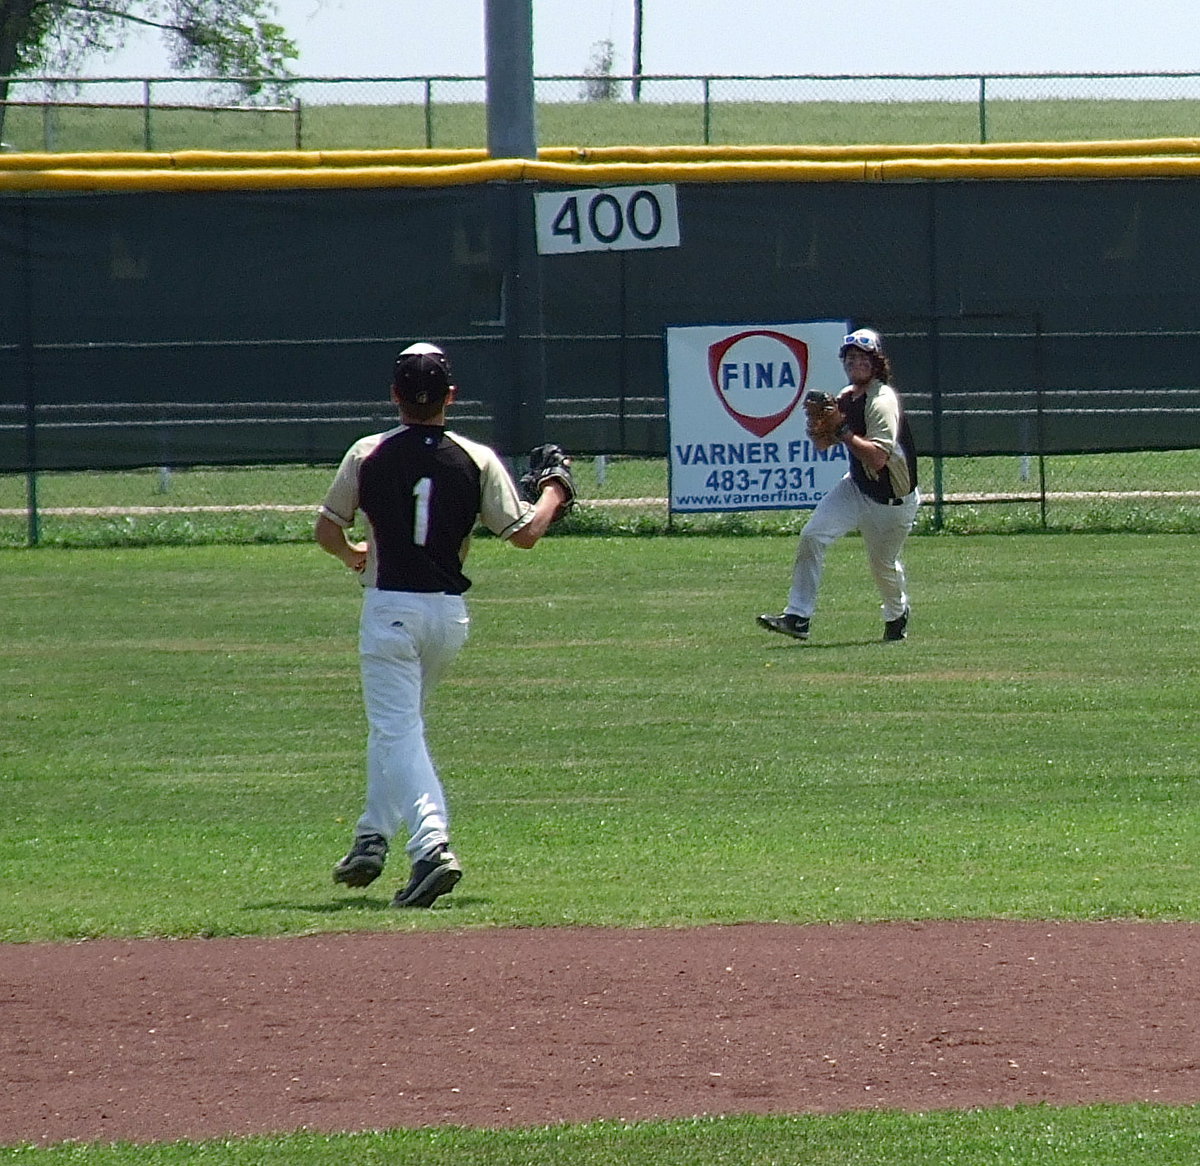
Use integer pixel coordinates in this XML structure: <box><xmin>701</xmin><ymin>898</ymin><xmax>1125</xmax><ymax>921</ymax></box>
<box><xmin>412</xmin><ymin>477</ymin><xmax>433</xmax><ymax>545</ymax></box>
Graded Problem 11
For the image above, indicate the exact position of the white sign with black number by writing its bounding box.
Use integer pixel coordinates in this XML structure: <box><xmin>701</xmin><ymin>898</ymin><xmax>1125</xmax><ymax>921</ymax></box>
<box><xmin>535</xmin><ymin>184</ymin><xmax>680</xmax><ymax>255</ymax></box>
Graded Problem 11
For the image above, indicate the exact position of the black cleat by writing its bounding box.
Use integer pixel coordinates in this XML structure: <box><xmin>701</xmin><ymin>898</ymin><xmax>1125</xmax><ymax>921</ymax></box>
<box><xmin>391</xmin><ymin>846</ymin><xmax>462</xmax><ymax>908</ymax></box>
<box><xmin>756</xmin><ymin>612</ymin><xmax>810</xmax><ymax>640</ymax></box>
<box><xmin>332</xmin><ymin>832</ymin><xmax>389</xmax><ymax>888</ymax></box>
<box><xmin>883</xmin><ymin>608</ymin><xmax>910</xmax><ymax>642</ymax></box>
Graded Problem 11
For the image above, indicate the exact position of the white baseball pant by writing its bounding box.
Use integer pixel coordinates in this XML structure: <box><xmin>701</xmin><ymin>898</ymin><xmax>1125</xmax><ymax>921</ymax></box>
<box><xmin>356</xmin><ymin>588</ymin><xmax>470</xmax><ymax>861</ymax></box>
<box><xmin>786</xmin><ymin>474</ymin><xmax>919</xmax><ymax>622</ymax></box>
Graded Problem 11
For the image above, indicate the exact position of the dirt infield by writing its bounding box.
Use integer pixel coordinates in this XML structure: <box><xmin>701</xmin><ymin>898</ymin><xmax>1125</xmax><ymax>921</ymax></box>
<box><xmin>4</xmin><ymin>920</ymin><xmax>1199</xmax><ymax>1147</ymax></box>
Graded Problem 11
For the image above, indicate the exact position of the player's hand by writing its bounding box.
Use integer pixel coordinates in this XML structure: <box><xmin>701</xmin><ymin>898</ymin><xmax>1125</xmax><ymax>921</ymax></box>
<box><xmin>343</xmin><ymin>542</ymin><xmax>368</xmax><ymax>573</ymax></box>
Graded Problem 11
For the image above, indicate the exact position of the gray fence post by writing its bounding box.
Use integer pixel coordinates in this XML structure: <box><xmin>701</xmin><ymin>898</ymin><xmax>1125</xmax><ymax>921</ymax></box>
<box><xmin>143</xmin><ymin>80</ymin><xmax>153</xmax><ymax>151</ymax></box>
<box><xmin>926</xmin><ymin>185</ymin><xmax>945</xmax><ymax>532</ymax></box>
<box><xmin>19</xmin><ymin>200</ymin><xmax>40</xmax><ymax>546</ymax></box>
<box><xmin>41</xmin><ymin>90</ymin><xmax>57</xmax><ymax>151</ymax></box>
<box><xmin>1034</xmin><ymin>315</ymin><xmax>1047</xmax><ymax>529</ymax></box>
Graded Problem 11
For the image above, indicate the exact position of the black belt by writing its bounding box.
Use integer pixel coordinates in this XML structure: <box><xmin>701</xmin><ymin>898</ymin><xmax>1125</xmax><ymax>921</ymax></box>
<box><xmin>863</xmin><ymin>488</ymin><xmax>913</xmax><ymax>507</ymax></box>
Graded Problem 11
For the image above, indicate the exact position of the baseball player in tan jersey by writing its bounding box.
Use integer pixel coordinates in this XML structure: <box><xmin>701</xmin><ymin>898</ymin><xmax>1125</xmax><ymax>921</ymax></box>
<box><xmin>758</xmin><ymin>328</ymin><xmax>919</xmax><ymax>643</ymax></box>
<box><xmin>316</xmin><ymin>343</ymin><xmax>567</xmax><ymax>908</ymax></box>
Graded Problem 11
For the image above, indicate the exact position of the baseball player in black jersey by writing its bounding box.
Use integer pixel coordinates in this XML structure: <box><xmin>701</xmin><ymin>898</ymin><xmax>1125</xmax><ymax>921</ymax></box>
<box><xmin>758</xmin><ymin>328</ymin><xmax>919</xmax><ymax>643</ymax></box>
<box><xmin>317</xmin><ymin>343</ymin><xmax>568</xmax><ymax>907</ymax></box>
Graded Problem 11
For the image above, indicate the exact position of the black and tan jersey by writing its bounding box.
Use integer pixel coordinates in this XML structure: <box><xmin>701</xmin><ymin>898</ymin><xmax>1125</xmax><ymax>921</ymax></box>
<box><xmin>318</xmin><ymin>425</ymin><xmax>533</xmax><ymax>593</ymax></box>
<box><xmin>840</xmin><ymin>380</ymin><xmax>918</xmax><ymax>505</ymax></box>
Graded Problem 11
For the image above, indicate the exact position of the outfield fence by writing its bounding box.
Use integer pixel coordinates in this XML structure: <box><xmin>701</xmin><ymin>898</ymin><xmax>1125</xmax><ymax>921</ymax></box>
<box><xmin>3</xmin><ymin>446</ymin><xmax>1198</xmax><ymax>549</ymax></box>
<box><xmin>6</xmin><ymin>120</ymin><xmax>1200</xmax><ymax>544</ymax></box>
<box><xmin>4</xmin><ymin>169</ymin><xmax>1200</xmax><ymax>544</ymax></box>
<box><xmin>8</xmin><ymin>71</ymin><xmax>1200</xmax><ymax>151</ymax></box>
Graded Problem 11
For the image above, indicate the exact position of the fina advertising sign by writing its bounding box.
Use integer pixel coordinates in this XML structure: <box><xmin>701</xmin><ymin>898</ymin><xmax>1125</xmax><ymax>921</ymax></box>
<box><xmin>666</xmin><ymin>321</ymin><xmax>851</xmax><ymax>514</ymax></box>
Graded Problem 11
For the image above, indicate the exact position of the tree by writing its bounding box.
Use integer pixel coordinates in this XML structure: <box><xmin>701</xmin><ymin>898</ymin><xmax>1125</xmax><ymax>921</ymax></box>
<box><xmin>0</xmin><ymin>1</ymin><xmax>297</xmax><ymax>140</ymax></box>
<box><xmin>580</xmin><ymin>38</ymin><xmax>617</xmax><ymax>103</ymax></box>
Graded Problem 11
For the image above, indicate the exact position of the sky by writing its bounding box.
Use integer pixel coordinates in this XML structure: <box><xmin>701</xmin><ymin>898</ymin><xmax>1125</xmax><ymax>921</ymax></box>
<box><xmin>87</xmin><ymin>0</ymin><xmax>1200</xmax><ymax>80</ymax></box>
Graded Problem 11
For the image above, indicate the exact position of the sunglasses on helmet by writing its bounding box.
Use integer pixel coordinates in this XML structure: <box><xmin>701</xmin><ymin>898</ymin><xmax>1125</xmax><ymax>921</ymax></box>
<box><xmin>841</xmin><ymin>330</ymin><xmax>882</xmax><ymax>354</ymax></box>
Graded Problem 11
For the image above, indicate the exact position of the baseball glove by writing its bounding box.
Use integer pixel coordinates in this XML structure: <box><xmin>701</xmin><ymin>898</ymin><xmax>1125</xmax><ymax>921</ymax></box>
<box><xmin>803</xmin><ymin>391</ymin><xmax>851</xmax><ymax>450</ymax></box>
<box><xmin>518</xmin><ymin>443</ymin><xmax>577</xmax><ymax>521</ymax></box>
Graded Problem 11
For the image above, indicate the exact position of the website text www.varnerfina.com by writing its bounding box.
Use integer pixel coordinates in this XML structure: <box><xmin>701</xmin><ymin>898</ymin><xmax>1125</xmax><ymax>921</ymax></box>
<box><xmin>675</xmin><ymin>488</ymin><xmax>826</xmax><ymax>508</ymax></box>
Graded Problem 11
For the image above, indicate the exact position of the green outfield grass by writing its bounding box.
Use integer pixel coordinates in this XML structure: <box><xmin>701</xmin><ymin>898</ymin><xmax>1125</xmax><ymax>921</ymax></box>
<box><xmin>4</xmin><ymin>1106</ymin><xmax>1200</xmax><ymax>1165</ymax></box>
<box><xmin>6</xmin><ymin>96</ymin><xmax>1200</xmax><ymax>152</ymax></box>
<box><xmin>2</xmin><ymin>533</ymin><xmax>1197</xmax><ymax>1161</ymax></box>
<box><xmin>3</xmin><ymin>533</ymin><xmax>1196</xmax><ymax>941</ymax></box>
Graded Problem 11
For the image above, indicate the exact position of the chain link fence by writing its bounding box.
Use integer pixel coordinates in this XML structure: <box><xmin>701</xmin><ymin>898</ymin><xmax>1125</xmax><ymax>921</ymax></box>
<box><xmin>6</xmin><ymin>72</ymin><xmax>1200</xmax><ymax>152</ymax></box>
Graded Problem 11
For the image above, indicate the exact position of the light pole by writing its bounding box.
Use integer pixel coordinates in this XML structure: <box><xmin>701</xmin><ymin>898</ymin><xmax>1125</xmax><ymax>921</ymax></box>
<box><xmin>484</xmin><ymin>0</ymin><xmax>536</xmax><ymax>158</ymax></box>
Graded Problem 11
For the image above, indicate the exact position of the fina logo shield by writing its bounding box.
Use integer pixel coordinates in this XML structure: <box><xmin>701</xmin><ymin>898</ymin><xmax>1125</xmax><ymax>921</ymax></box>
<box><xmin>707</xmin><ymin>330</ymin><xmax>809</xmax><ymax>438</ymax></box>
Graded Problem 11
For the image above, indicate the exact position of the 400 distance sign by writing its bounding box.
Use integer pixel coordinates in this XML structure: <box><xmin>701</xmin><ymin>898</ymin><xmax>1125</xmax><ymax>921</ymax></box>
<box><xmin>534</xmin><ymin>184</ymin><xmax>680</xmax><ymax>255</ymax></box>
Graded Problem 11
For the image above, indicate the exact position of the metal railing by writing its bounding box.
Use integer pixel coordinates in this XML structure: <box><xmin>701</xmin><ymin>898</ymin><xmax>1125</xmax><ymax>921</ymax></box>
<box><xmin>0</xmin><ymin>89</ymin><xmax>301</xmax><ymax>152</ymax></box>
<box><xmin>6</xmin><ymin>71</ymin><xmax>1200</xmax><ymax>152</ymax></box>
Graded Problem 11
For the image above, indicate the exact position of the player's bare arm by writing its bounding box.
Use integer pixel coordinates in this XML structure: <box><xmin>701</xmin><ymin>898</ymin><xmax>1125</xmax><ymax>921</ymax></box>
<box><xmin>509</xmin><ymin>480</ymin><xmax>568</xmax><ymax>548</ymax></box>
<box><xmin>315</xmin><ymin>513</ymin><xmax>368</xmax><ymax>573</ymax></box>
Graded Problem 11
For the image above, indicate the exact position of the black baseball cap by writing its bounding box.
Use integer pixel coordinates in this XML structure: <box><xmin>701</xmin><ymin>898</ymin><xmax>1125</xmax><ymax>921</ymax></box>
<box><xmin>393</xmin><ymin>342</ymin><xmax>452</xmax><ymax>406</ymax></box>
